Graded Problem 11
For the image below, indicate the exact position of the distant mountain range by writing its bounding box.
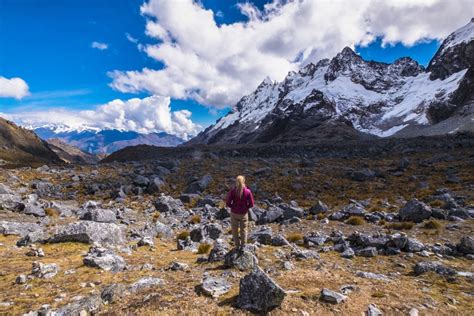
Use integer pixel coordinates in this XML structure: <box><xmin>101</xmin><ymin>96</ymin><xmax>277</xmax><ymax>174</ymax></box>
<box><xmin>189</xmin><ymin>19</ymin><xmax>474</xmax><ymax>145</ymax></box>
<box><xmin>34</xmin><ymin>127</ymin><xmax>185</xmax><ymax>154</ymax></box>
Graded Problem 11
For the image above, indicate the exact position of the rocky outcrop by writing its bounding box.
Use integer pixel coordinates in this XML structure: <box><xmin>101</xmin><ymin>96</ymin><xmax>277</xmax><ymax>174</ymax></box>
<box><xmin>48</xmin><ymin>221</ymin><xmax>125</xmax><ymax>246</ymax></box>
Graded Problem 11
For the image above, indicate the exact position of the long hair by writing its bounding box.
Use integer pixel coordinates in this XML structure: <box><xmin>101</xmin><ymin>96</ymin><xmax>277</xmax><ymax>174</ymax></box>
<box><xmin>235</xmin><ymin>175</ymin><xmax>246</xmax><ymax>198</ymax></box>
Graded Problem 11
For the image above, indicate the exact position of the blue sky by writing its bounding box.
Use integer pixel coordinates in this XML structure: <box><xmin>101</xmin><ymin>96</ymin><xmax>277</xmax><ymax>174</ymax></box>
<box><xmin>0</xmin><ymin>0</ymin><xmax>464</xmax><ymax>135</ymax></box>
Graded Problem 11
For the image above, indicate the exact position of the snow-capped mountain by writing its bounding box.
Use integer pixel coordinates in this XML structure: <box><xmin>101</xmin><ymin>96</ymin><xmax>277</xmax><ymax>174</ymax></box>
<box><xmin>189</xmin><ymin>19</ymin><xmax>474</xmax><ymax>145</ymax></box>
<box><xmin>34</xmin><ymin>127</ymin><xmax>185</xmax><ymax>154</ymax></box>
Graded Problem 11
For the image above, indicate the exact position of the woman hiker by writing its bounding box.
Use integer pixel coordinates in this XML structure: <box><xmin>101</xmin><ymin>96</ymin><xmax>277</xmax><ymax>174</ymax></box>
<box><xmin>226</xmin><ymin>175</ymin><xmax>255</xmax><ymax>249</ymax></box>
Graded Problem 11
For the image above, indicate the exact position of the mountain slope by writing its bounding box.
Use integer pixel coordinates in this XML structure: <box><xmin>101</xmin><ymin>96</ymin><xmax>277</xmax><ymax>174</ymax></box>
<box><xmin>189</xmin><ymin>19</ymin><xmax>474</xmax><ymax>145</ymax></box>
<box><xmin>46</xmin><ymin>139</ymin><xmax>99</xmax><ymax>164</ymax></box>
<box><xmin>34</xmin><ymin>128</ymin><xmax>185</xmax><ymax>154</ymax></box>
<box><xmin>0</xmin><ymin>117</ymin><xmax>61</xmax><ymax>166</ymax></box>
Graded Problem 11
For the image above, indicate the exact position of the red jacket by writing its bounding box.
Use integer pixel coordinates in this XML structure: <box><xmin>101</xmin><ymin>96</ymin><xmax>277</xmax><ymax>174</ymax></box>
<box><xmin>226</xmin><ymin>187</ymin><xmax>254</xmax><ymax>214</ymax></box>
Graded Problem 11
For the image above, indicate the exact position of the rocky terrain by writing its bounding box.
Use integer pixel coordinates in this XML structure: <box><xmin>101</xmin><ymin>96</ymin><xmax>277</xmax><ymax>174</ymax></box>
<box><xmin>46</xmin><ymin>139</ymin><xmax>100</xmax><ymax>165</ymax></box>
<box><xmin>189</xmin><ymin>19</ymin><xmax>474</xmax><ymax>145</ymax></box>
<box><xmin>0</xmin><ymin>136</ymin><xmax>473</xmax><ymax>315</ymax></box>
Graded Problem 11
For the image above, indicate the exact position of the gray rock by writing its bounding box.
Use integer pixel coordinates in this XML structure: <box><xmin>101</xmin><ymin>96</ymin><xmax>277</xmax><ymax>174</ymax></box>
<box><xmin>236</xmin><ymin>266</ymin><xmax>286</xmax><ymax>313</ymax></box>
<box><xmin>449</xmin><ymin>208</ymin><xmax>471</xmax><ymax>219</ymax></box>
<box><xmin>304</xmin><ymin>232</ymin><xmax>328</xmax><ymax>247</ymax></box>
<box><xmin>405</xmin><ymin>238</ymin><xmax>425</xmax><ymax>252</ymax></box>
<box><xmin>224</xmin><ymin>246</ymin><xmax>258</xmax><ymax>271</ymax></box>
<box><xmin>52</xmin><ymin>294</ymin><xmax>102</xmax><ymax>316</ymax></box>
<box><xmin>200</xmin><ymin>276</ymin><xmax>231</xmax><ymax>298</ymax></box>
<box><xmin>179</xmin><ymin>193</ymin><xmax>199</xmax><ymax>204</ymax></box>
<box><xmin>280</xmin><ymin>203</ymin><xmax>304</xmax><ymax>219</ymax></box>
<box><xmin>291</xmin><ymin>249</ymin><xmax>320</xmax><ymax>261</ymax></box>
<box><xmin>208</xmin><ymin>239</ymin><xmax>229</xmax><ymax>262</ymax></box>
<box><xmin>342</xmin><ymin>203</ymin><xmax>366</xmax><ymax>216</ymax></box>
<box><xmin>101</xmin><ymin>283</ymin><xmax>128</xmax><ymax>304</ymax></box>
<box><xmin>399</xmin><ymin>199</ymin><xmax>432</xmax><ymax>223</ymax></box>
<box><xmin>457</xmin><ymin>236</ymin><xmax>474</xmax><ymax>255</ymax></box>
<box><xmin>169</xmin><ymin>261</ymin><xmax>189</xmax><ymax>271</ymax></box>
<box><xmin>137</xmin><ymin>236</ymin><xmax>154</xmax><ymax>247</ymax></box>
<box><xmin>329</xmin><ymin>211</ymin><xmax>346</xmax><ymax>221</ymax></box>
<box><xmin>413</xmin><ymin>261</ymin><xmax>456</xmax><ymax>276</ymax></box>
<box><xmin>31</xmin><ymin>261</ymin><xmax>59</xmax><ymax>279</ymax></box>
<box><xmin>190</xmin><ymin>227</ymin><xmax>204</xmax><ymax>242</ymax></box>
<box><xmin>15</xmin><ymin>274</ymin><xmax>27</xmax><ymax>284</ymax></box>
<box><xmin>155</xmin><ymin>221</ymin><xmax>173</xmax><ymax>239</ymax></box>
<box><xmin>271</xmin><ymin>234</ymin><xmax>290</xmax><ymax>247</ymax></box>
<box><xmin>185</xmin><ymin>175</ymin><xmax>212</xmax><ymax>194</ymax></box>
<box><xmin>129</xmin><ymin>277</ymin><xmax>165</xmax><ymax>293</ymax></box>
<box><xmin>320</xmin><ymin>288</ymin><xmax>347</xmax><ymax>304</ymax></box>
<box><xmin>204</xmin><ymin>223</ymin><xmax>222</xmax><ymax>240</ymax></box>
<box><xmin>366</xmin><ymin>304</ymin><xmax>383</xmax><ymax>316</ymax></box>
<box><xmin>356</xmin><ymin>247</ymin><xmax>378</xmax><ymax>257</ymax></box>
<box><xmin>356</xmin><ymin>271</ymin><xmax>390</xmax><ymax>281</ymax></box>
<box><xmin>80</xmin><ymin>208</ymin><xmax>117</xmax><ymax>223</ymax></box>
<box><xmin>83</xmin><ymin>246</ymin><xmax>126</xmax><ymax>272</ymax></box>
<box><xmin>341</xmin><ymin>248</ymin><xmax>355</xmax><ymax>259</ymax></box>
<box><xmin>147</xmin><ymin>177</ymin><xmax>165</xmax><ymax>194</ymax></box>
<box><xmin>16</xmin><ymin>231</ymin><xmax>47</xmax><ymax>247</ymax></box>
<box><xmin>308</xmin><ymin>200</ymin><xmax>329</xmax><ymax>214</ymax></box>
<box><xmin>154</xmin><ymin>195</ymin><xmax>185</xmax><ymax>213</ymax></box>
<box><xmin>24</xmin><ymin>203</ymin><xmax>46</xmax><ymax>217</ymax></box>
<box><xmin>248</xmin><ymin>226</ymin><xmax>273</xmax><ymax>245</ymax></box>
<box><xmin>49</xmin><ymin>221</ymin><xmax>125</xmax><ymax>246</ymax></box>
<box><xmin>257</xmin><ymin>206</ymin><xmax>283</xmax><ymax>225</ymax></box>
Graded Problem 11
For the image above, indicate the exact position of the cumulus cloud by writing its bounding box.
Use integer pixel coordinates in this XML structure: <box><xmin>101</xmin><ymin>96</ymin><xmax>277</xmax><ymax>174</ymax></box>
<box><xmin>91</xmin><ymin>41</ymin><xmax>108</xmax><ymax>50</ymax></box>
<box><xmin>0</xmin><ymin>76</ymin><xmax>30</xmax><ymax>99</ymax></box>
<box><xmin>109</xmin><ymin>0</ymin><xmax>474</xmax><ymax>109</ymax></box>
<box><xmin>3</xmin><ymin>95</ymin><xmax>200</xmax><ymax>140</ymax></box>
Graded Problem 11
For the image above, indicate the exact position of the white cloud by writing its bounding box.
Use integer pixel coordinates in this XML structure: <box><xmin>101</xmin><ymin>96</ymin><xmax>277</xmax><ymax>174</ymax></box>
<box><xmin>109</xmin><ymin>0</ymin><xmax>474</xmax><ymax>109</ymax></box>
<box><xmin>91</xmin><ymin>41</ymin><xmax>108</xmax><ymax>50</ymax></box>
<box><xmin>0</xmin><ymin>76</ymin><xmax>30</xmax><ymax>99</ymax></box>
<box><xmin>125</xmin><ymin>33</ymin><xmax>138</xmax><ymax>44</ymax></box>
<box><xmin>2</xmin><ymin>95</ymin><xmax>200</xmax><ymax>140</ymax></box>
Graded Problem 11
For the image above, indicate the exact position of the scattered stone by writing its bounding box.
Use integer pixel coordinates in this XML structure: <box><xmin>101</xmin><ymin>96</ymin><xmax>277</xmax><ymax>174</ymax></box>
<box><xmin>129</xmin><ymin>277</ymin><xmax>165</xmax><ymax>293</ymax></box>
<box><xmin>101</xmin><ymin>283</ymin><xmax>128</xmax><ymax>304</ymax></box>
<box><xmin>224</xmin><ymin>246</ymin><xmax>258</xmax><ymax>271</ymax></box>
<box><xmin>413</xmin><ymin>261</ymin><xmax>456</xmax><ymax>276</ymax></box>
<box><xmin>185</xmin><ymin>175</ymin><xmax>212</xmax><ymax>194</ymax></box>
<box><xmin>457</xmin><ymin>236</ymin><xmax>474</xmax><ymax>255</ymax></box>
<box><xmin>208</xmin><ymin>239</ymin><xmax>229</xmax><ymax>263</ymax></box>
<box><xmin>137</xmin><ymin>236</ymin><xmax>154</xmax><ymax>247</ymax></box>
<box><xmin>356</xmin><ymin>271</ymin><xmax>390</xmax><ymax>282</ymax></box>
<box><xmin>366</xmin><ymin>304</ymin><xmax>383</xmax><ymax>316</ymax></box>
<box><xmin>154</xmin><ymin>195</ymin><xmax>185</xmax><ymax>213</ymax></box>
<box><xmin>399</xmin><ymin>199</ymin><xmax>432</xmax><ymax>223</ymax></box>
<box><xmin>80</xmin><ymin>208</ymin><xmax>117</xmax><ymax>223</ymax></box>
<box><xmin>169</xmin><ymin>262</ymin><xmax>189</xmax><ymax>271</ymax></box>
<box><xmin>200</xmin><ymin>276</ymin><xmax>231</xmax><ymax>298</ymax></box>
<box><xmin>341</xmin><ymin>248</ymin><xmax>355</xmax><ymax>259</ymax></box>
<box><xmin>15</xmin><ymin>274</ymin><xmax>27</xmax><ymax>284</ymax></box>
<box><xmin>48</xmin><ymin>221</ymin><xmax>125</xmax><ymax>246</ymax></box>
<box><xmin>236</xmin><ymin>266</ymin><xmax>286</xmax><ymax>313</ymax></box>
<box><xmin>83</xmin><ymin>246</ymin><xmax>126</xmax><ymax>272</ymax></box>
<box><xmin>320</xmin><ymin>288</ymin><xmax>347</xmax><ymax>304</ymax></box>
<box><xmin>356</xmin><ymin>247</ymin><xmax>378</xmax><ymax>257</ymax></box>
<box><xmin>308</xmin><ymin>200</ymin><xmax>329</xmax><ymax>214</ymax></box>
<box><xmin>31</xmin><ymin>261</ymin><xmax>59</xmax><ymax>279</ymax></box>
<box><xmin>248</xmin><ymin>226</ymin><xmax>273</xmax><ymax>245</ymax></box>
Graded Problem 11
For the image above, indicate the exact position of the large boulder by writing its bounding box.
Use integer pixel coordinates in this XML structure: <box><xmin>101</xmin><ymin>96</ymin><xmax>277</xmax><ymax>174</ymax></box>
<box><xmin>248</xmin><ymin>226</ymin><xmax>273</xmax><ymax>245</ymax></box>
<box><xmin>399</xmin><ymin>199</ymin><xmax>432</xmax><ymax>223</ymax></box>
<box><xmin>83</xmin><ymin>246</ymin><xmax>126</xmax><ymax>272</ymax></box>
<box><xmin>208</xmin><ymin>239</ymin><xmax>229</xmax><ymax>262</ymax></box>
<box><xmin>129</xmin><ymin>277</ymin><xmax>165</xmax><ymax>293</ymax></box>
<box><xmin>236</xmin><ymin>266</ymin><xmax>286</xmax><ymax>313</ymax></box>
<box><xmin>457</xmin><ymin>236</ymin><xmax>474</xmax><ymax>255</ymax></box>
<box><xmin>31</xmin><ymin>261</ymin><xmax>59</xmax><ymax>279</ymax></box>
<box><xmin>308</xmin><ymin>200</ymin><xmax>329</xmax><ymax>215</ymax></box>
<box><xmin>185</xmin><ymin>175</ymin><xmax>213</xmax><ymax>194</ymax></box>
<box><xmin>80</xmin><ymin>208</ymin><xmax>117</xmax><ymax>223</ymax></box>
<box><xmin>154</xmin><ymin>195</ymin><xmax>185</xmax><ymax>213</ymax></box>
<box><xmin>52</xmin><ymin>295</ymin><xmax>102</xmax><ymax>316</ymax></box>
<box><xmin>320</xmin><ymin>288</ymin><xmax>348</xmax><ymax>304</ymax></box>
<box><xmin>413</xmin><ymin>261</ymin><xmax>456</xmax><ymax>276</ymax></box>
<box><xmin>48</xmin><ymin>221</ymin><xmax>125</xmax><ymax>246</ymax></box>
<box><xmin>224</xmin><ymin>246</ymin><xmax>258</xmax><ymax>271</ymax></box>
<box><xmin>256</xmin><ymin>206</ymin><xmax>284</xmax><ymax>225</ymax></box>
<box><xmin>200</xmin><ymin>276</ymin><xmax>231</xmax><ymax>298</ymax></box>
<box><xmin>0</xmin><ymin>221</ymin><xmax>42</xmax><ymax>237</ymax></box>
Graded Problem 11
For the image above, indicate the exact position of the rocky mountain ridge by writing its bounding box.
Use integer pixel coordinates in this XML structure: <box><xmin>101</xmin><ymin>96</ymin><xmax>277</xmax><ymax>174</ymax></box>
<box><xmin>189</xmin><ymin>19</ymin><xmax>474</xmax><ymax>145</ymax></box>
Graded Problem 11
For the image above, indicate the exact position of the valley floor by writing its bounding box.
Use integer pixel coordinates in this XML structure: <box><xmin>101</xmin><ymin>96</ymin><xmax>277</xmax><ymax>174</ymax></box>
<box><xmin>0</xmin><ymin>142</ymin><xmax>473</xmax><ymax>315</ymax></box>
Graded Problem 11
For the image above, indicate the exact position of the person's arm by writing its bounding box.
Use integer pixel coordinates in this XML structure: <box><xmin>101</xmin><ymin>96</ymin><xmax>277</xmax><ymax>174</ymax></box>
<box><xmin>248</xmin><ymin>190</ymin><xmax>255</xmax><ymax>208</ymax></box>
<box><xmin>226</xmin><ymin>190</ymin><xmax>233</xmax><ymax>208</ymax></box>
